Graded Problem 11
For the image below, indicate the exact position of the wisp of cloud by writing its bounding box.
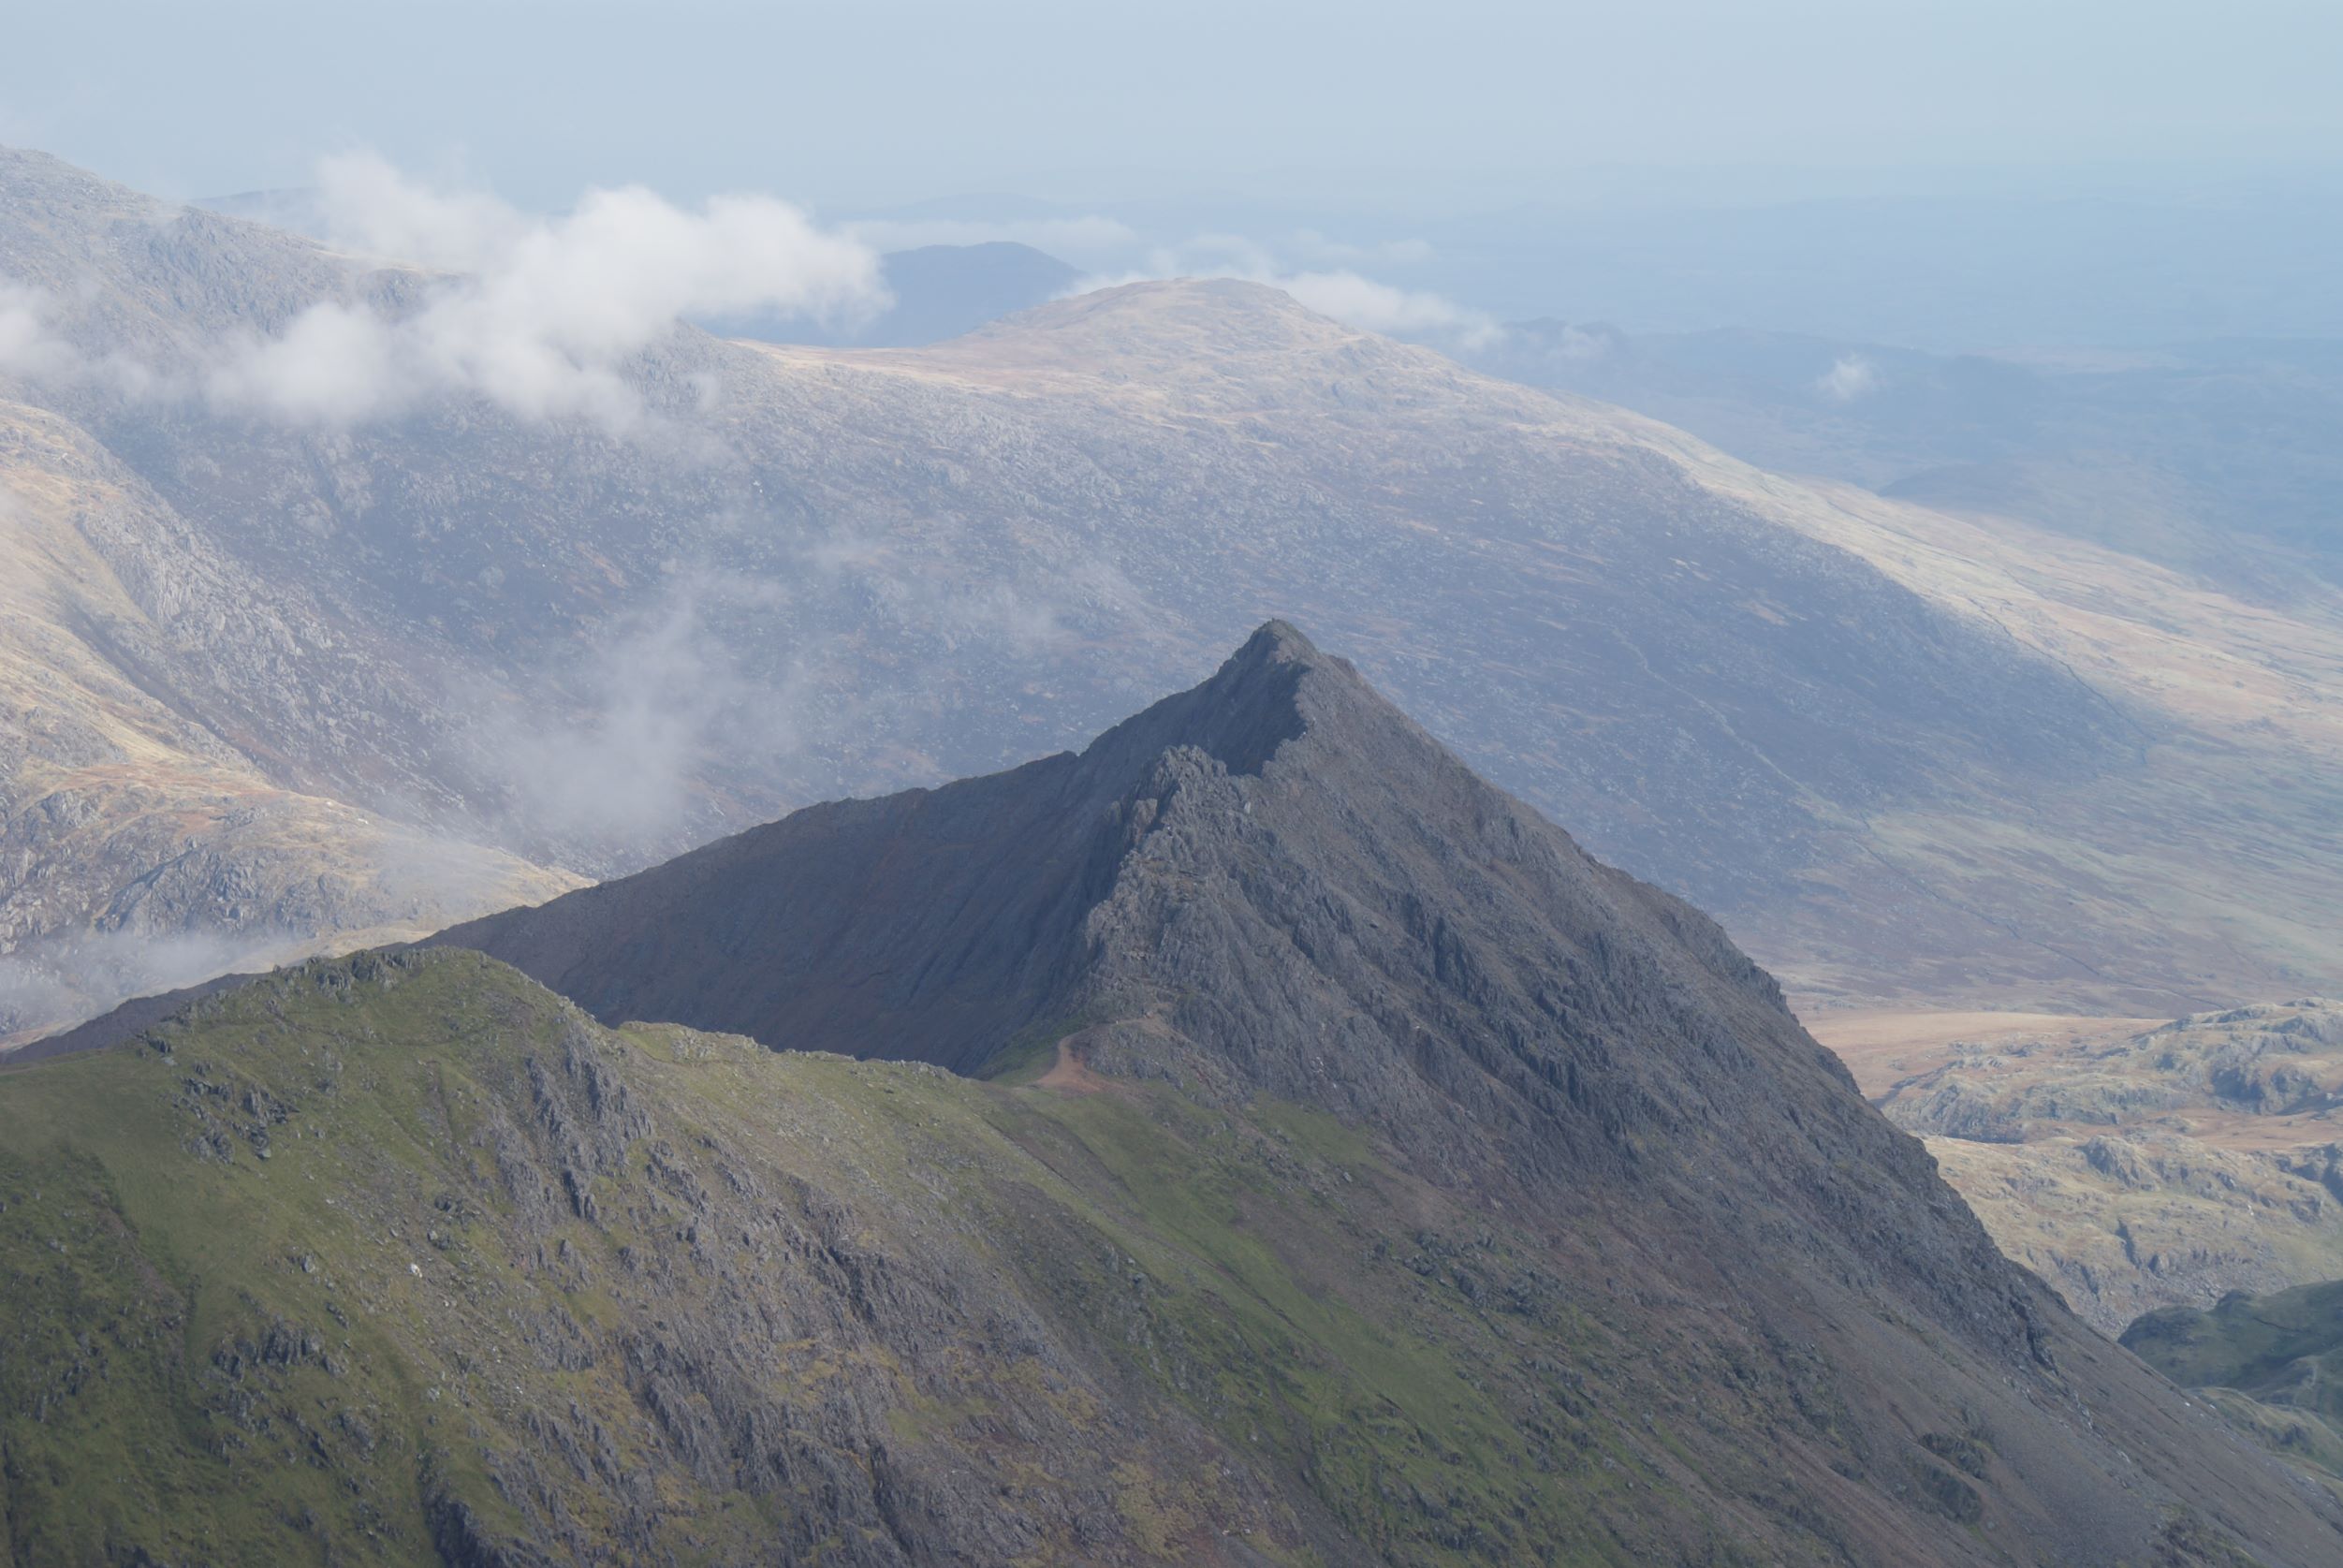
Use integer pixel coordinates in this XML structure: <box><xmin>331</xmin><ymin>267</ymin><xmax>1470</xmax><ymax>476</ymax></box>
<box><xmin>0</xmin><ymin>279</ymin><xmax>79</xmax><ymax>381</ymax></box>
<box><xmin>1816</xmin><ymin>353</ymin><xmax>1880</xmax><ymax>403</ymax></box>
<box><xmin>207</xmin><ymin>154</ymin><xmax>891</xmax><ymax>429</ymax></box>
<box><xmin>1071</xmin><ymin>230</ymin><xmax>1501</xmax><ymax>350</ymax></box>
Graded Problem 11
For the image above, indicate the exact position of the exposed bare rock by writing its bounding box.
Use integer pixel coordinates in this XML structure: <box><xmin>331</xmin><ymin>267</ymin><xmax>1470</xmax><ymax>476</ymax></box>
<box><xmin>1868</xmin><ymin>1001</ymin><xmax>2343</xmax><ymax>1330</ymax></box>
<box><xmin>401</xmin><ymin>621</ymin><xmax>2343</xmax><ymax>1565</ymax></box>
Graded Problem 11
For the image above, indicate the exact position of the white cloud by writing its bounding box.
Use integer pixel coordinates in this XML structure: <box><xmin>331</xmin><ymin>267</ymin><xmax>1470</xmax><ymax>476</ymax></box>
<box><xmin>0</xmin><ymin>279</ymin><xmax>83</xmax><ymax>383</ymax></box>
<box><xmin>1278</xmin><ymin>270</ymin><xmax>1502</xmax><ymax>349</ymax></box>
<box><xmin>1072</xmin><ymin>234</ymin><xmax>1502</xmax><ymax>350</ymax></box>
<box><xmin>0</xmin><ymin>278</ymin><xmax>168</xmax><ymax>399</ymax></box>
<box><xmin>1816</xmin><ymin>352</ymin><xmax>1880</xmax><ymax>402</ymax></box>
<box><xmin>0</xmin><ymin>926</ymin><xmax>294</xmax><ymax>1040</ymax></box>
<box><xmin>312</xmin><ymin>151</ymin><xmax>529</xmax><ymax>271</ymax></box>
<box><xmin>208</xmin><ymin>154</ymin><xmax>889</xmax><ymax>430</ymax></box>
<box><xmin>1534</xmin><ymin>323</ymin><xmax>1614</xmax><ymax>363</ymax></box>
<box><xmin>209</xmin><ymin>299</ymin><xmax>418</xmax><ymax>425</ymax></box>
<box><xmin>472</xmin><ymin>569</ymin><xmax>806</xmax><ymax>853</ymax></box>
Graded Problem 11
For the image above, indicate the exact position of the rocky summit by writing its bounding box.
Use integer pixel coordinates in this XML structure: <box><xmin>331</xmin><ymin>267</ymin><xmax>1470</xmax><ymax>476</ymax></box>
<box><xmin>9</xmin><ymin>623</ymin><xmax>2341</xmax><ymax>1564</ymax></box>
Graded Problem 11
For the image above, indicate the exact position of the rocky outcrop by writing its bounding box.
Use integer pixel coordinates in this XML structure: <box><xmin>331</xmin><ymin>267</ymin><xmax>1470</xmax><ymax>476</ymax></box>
<box><xmin>1876</xmin><ymin>1001</ymin><xmax>2343</xmax><ymax>1330</ymax></box>
<box><xmin>420</xmin><ymin>622</ymin><xmax>2343</xmax><ymax>1565</ymax></box>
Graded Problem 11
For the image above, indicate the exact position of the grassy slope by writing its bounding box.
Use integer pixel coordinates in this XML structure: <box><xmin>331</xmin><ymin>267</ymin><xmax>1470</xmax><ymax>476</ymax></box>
<box><xmin>1692</xmin><ymin>453</ymin><xmax>2343</xmax><ymax>1013</ymax></box>
<box><xmin>2123</xmin><ymin>1282</ymin><xmax>2343</xmax><ymax>1424</ymax></box>
<box><xmin>2121</xmin><ymin>1282</ymin><xmax>2343</xmax><ymax>1500</ymax></box>
<box><xmin>0</xmin><ymin>949</ymin><xmax>1828</xmax><ymax>1566</ymax></box>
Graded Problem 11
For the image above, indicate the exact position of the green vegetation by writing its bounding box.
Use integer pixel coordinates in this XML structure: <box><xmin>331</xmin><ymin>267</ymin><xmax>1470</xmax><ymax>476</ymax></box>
<box><xmin>2123</xmin><ymin>1280</ymin><xmax>2343</xmax><ymax>1496</ymax></box>
<box><xmin>0</xmin><ymin>949</ymin><xmax>1830</xmax><ymax>1565</ymax></box>
<box><xmin>2123</xmin><ymin>1279</ymin><xmax>2343</xmax><ymax>1423</ymax></box>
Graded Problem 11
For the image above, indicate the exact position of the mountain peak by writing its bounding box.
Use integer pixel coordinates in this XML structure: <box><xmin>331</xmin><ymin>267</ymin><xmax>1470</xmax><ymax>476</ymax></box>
<box><xmin>1091</xmin><ymin>616</ymin><xmax>1335</xmax><ymax>781</ymax></box>
<box><xmin>1179</xmin><ymin>615</ymin><xmax>1326</xmax><ymax>702</ymax></box>
<box><xmin>1236</xmin><ymin>614</ymin><xmax>1319</xmax><ymax>662</ymax></box>
<box><xmin>417</xmin><ymin>620</ymin><xmax>2343</xmax><ymax>1562</ymax></box>
<box><xmin>39</xmin><ymin>619</ymin><xmax>2343</xmax><ymax>1561</ymax></box>
<box><xmin>915</xmin><ymin>276</ymin><xmax>1390</xmax><ymax>378</ymax></box>
<box><xmin>426</xmin><ymin>620</ymin><xmax>1387</xmax><ymax>1073</ymax></box>
<box><xmin>429</xmin><ymin>616</ymin><xmax>1770</xmax><ymax>1181</ymax></box>
<box><xmin>0</xmin><ymin>144</ymin><xmax>198</xmax><ymax>232</ymax></box>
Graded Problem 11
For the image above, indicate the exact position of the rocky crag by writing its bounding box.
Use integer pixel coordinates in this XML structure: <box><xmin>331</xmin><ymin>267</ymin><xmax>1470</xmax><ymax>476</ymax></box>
<box><xmin>12</xmin><ymin>623</ymin><xmax>2341</xmax><ymax>1563</ymax></box>
<box><xmin>1875</xmin><ymin>1001</ymin><xmax>2343</xmax><ymax>1331</ymax></box>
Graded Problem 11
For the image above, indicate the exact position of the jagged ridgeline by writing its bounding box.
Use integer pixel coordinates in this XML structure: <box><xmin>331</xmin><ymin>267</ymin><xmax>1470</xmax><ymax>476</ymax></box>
<box><xmin>7</xmin><ymin>625</ymin><xmax>2338</xmax><ymax>1565</ymax></box>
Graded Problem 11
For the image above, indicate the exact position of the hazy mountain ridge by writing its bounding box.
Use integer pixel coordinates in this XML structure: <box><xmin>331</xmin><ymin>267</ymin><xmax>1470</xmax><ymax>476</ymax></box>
<box><xmin>13</xmin><ymin>628</ymin><xmax>2342</xmax><ymax>1564</ymax></box>
<box><xmin>0</xmin><ymin>384</ymin><xmax>576</xmax><ymax>1036</ymax></box>
<box><xmin>6</xmin><ymin>145</ymin><xmax>2343</xmax><ymax>1042</ymax></box>
<box><xmin>1472</xmin><ymin>319</ymin><xmax>2343</xmax><ymax>593</ymax></box>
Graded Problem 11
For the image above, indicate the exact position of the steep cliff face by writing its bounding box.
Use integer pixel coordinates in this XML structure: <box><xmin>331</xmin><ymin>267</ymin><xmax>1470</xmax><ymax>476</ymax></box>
<box><xmin>413</xmin><ymin>623</ymin><xmax>2343</xmax><ymax>1565</ymax></box>
<box><xmin>1</xmin><ymin>944</ymin><xmax>2326</xmax><ymax>1566</ymax></box>
<box><xmin>0</xmin><ymin>953</ymin><xmax>1338</xmax><ymax>1565</ymax></box>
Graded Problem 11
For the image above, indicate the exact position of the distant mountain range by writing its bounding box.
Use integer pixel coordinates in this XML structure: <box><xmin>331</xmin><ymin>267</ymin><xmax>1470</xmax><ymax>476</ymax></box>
<box><xmin>7</xmin><ymin>143</ymin><xmax>2343</xmax><ymax>1046</ymax></box>
<box><xmin>10</xmin><ymin>624</ymin><xmax>2336</xmax><ymax>1565</ymax></box>
<box><xmin>1469</xmin><ymin>320</ymin><xmax>2343</xmax><ymax>594</ymax></box>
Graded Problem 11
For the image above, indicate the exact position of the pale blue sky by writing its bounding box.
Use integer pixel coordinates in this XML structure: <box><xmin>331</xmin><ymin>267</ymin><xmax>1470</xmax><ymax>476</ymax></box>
<box><xmin>8</xmin><ymin>0</ymin><xmax>2340</xmax><ymax>212</ymax></box>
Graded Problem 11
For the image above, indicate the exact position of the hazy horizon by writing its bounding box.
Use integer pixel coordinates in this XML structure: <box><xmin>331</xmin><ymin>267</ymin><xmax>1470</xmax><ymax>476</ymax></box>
<box><xmin>21</xmin><ymin>136</ymin><xmax>2343</xmax><ymax>352</ymax></box>
<box><xmin>12</xmin><ymin>2</ymin><xmax>2343</xmax><ymax>354</ymax></box>
<box><xmin>13</xmin><ymin>1</ymin><xmax>2343</xmax><ymax>211</ymax></box>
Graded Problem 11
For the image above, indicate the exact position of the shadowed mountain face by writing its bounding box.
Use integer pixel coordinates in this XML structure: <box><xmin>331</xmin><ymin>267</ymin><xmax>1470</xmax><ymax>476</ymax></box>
<box><xmin>16</xmin><ymin>623</ymin><xmax>2342</xmax><ymax>1563</ymax></box>
<box><xmin>7</xmin><ymin>144</ymin><xmax>2343</xmax><ymax>1044</ymax></box>
<box><xmin>2126</xmin><ymin>1278</ymin><xmax>2343</xmax><ymax>1424</ymax></box>
<box><xmin>424</xmin><ymin>623</ymin><xmax>2343</xmax><ymax>1562</ymax></box>
<box><xmin>437</xmin><ymin>622</ymin><xmax>2043</xmax><ymax>1275</ymax></box>
<box><xmin>436</xmin><ymin>623</ymin><xmax>1316</xmax><ymax>1076</ymax></box>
